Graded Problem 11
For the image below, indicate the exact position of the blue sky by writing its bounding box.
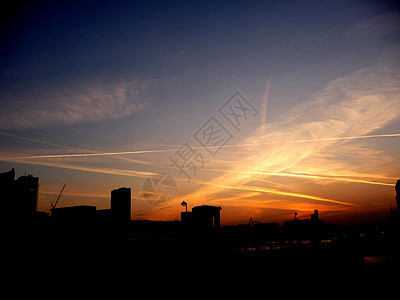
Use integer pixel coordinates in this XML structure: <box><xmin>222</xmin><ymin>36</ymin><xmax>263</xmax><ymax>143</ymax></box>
<box><xmin>1</xmin><ymin>1</ymin><xmax>399</xmax><ymax>225</ymax></box>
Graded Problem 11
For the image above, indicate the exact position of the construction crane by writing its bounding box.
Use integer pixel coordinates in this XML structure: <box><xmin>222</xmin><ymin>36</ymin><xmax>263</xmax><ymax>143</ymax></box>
<box><xmin>50</xmin><ymin>184</ymin><xmax>66</xmax><ymax>216</ymax></box>
<box><xmin>248</xmin><ymin>217</ymin><xmax>261</xmax><ymax>226</ymax></box>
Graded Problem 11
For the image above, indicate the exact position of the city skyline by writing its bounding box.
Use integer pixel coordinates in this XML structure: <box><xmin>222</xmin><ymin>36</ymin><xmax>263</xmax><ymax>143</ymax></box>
<box><xmin>1</xmin><ymin>1</ymin><xmax>400</xmax><ymax>226</ymax></box>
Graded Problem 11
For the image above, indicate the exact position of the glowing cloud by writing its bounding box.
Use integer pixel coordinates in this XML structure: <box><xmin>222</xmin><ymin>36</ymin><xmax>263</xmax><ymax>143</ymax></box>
<box><xmin>183</xmin><ymin>61</ymin><xmax>400</xmax><ymax>211</ymax></box>
<box><xmin>0</xmin><ymin>79</ymin><xmax>149</xmax><ymax>129</ymax></box>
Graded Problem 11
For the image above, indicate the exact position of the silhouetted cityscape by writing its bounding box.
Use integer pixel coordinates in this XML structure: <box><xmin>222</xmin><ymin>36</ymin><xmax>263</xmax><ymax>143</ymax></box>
<box><xmin>2</xmin><ymin>168</ymin><xmax>399</xmax><ymax>267</ymax></box>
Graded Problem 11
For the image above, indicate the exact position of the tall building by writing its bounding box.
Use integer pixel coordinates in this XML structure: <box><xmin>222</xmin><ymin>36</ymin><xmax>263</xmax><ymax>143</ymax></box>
<box><xmin>0</xmin><ymin>168</ymin><xmax>15</xmax><ymax>184</ymax></box>
<box><xmin>0</xmin><ymin>168</ymin><xmax>15</xmax><ymax>205</ymax></box>
<box><xmin>111</xmin><ymin>187</ymin><xmax>131</xmax><ymax>222</ymax></box>
<box><xmin>16</xmin><ymin>174</ymin><xmax>39</xmax><ymax>216</ymax></box>
<box><xmin>0</xmin><ymin>168</ymin><xmax>39</xmax><ymax>218</ymax></box>
<box><xmin>391</xmin><ymin>179</ymin><xmax>400</xmax><ymax>218</ymax></box>
<box><xmin>396</xmin><ymin>179</ymin><xmax>400</xmax><ymax>210</ymax></box>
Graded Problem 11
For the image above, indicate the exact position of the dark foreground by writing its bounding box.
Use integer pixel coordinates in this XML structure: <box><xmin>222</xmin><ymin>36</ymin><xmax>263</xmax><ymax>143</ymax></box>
<box><xmin>5</xmin><ymin>216</ymin><xmax>399</xmax><ymax>274</ymax></box>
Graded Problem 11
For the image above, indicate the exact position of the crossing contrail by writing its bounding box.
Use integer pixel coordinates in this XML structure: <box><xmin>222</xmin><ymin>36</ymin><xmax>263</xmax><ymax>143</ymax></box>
<box><xmin>0</xmin><ymin>148</ymin><xmax>178</xmax><ymax>160</ymax></box>
<box><xmin>1</xmin><ymin>132</ymin><xmax>399</xmax><ymax>160</ymax></box>
<box><xmin>191</xmin><ymin>179</ymin><xmax>356</xmax><ymax>207</ymax></box>
<box><xmin>253</xmin><ymin>170</ymin><xmax>395</xmax><ymax>186</ymax></box>
<box><xmin>202</xmin><ymin>167</ymin><xmax>394</xmax><ymax>187</ymax></box>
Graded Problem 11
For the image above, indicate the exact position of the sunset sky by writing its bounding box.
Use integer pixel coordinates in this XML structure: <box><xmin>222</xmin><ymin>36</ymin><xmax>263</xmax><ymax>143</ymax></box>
<box><xmin>1</xmin><ymin>1</ymin><xmax>399</xmax><ymax>226</ymax></box>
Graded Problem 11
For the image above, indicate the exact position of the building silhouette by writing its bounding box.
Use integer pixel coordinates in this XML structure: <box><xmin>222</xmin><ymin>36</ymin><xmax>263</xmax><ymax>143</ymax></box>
<box><xmin>1</xmin><ymin>168</ymin><xmax>39</xmax><ymax>219</ymax></box>
<box><xmin>284</xmin><ymin>209</ymin><xmax>323</xmax><ymax>226</ymax></box>
<box><xmin>111</xmin><ymin>187</ymin><xmax>131</xmax><ymax>223</ymax></box>
<box><xmin>0</xmin><ymin>167</ymin><xmax>15</xmax><ymax>184</ymax></box>
<box><xmin>52</xmin><ymin>205</ymin><xmax>97</xmax><ymax>222</ymax></box>
<box><xmin>390</xmin><ymin>179</ymin><xmax>400</xmax><ymax>218</ymax></box>
<box><xmin>310</xmin><ymin>209</ymin><xmax>320</xmax><ymax>224</ymax></box>
<box><xmin>0</xmin><ymin>168</ymin><xmax>15</xmax><ymax>206</ymax></box>
<box><xmin>396</xmin><ymin>179</ymin><xmax>400</xmax><ymax>212</ymax></box>
<box><xmin>181</xmin><ymin>204</ymin><xmax>221</xmax><ymax>230</ymax></box>
<box><xmin>16</xmin><ymin>174</ymin><xmax>39</xmax><ymax>217</ymax></box>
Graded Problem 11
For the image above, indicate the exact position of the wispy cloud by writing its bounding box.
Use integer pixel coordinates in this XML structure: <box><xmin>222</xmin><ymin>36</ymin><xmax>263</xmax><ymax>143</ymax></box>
<box><xmin>3</xmin><ymin>132</ymin><xmax>398</xmax><ymax>160</ymax></box>
<box><xmin>192</xmin><ymin>180</ymin><xmax>355</xmax><ymax>207</ymax></box>
<box><xmin>0</xmin><ymin>79</ymin><xmax>149</xmax><ymax>129</ymax></box>
<box><xmin>183</xmin><ymin>60</ymin><xmax>400</xmax><ymax>211</ymax></box>
<box><xmin>4</xmin><ymin>157</ymin><xmax>158</xmax><ymax>179</ymax></box>
<box><xmin>354</xmin><ymin>10</ymin><xmax>400</xmax><ymax>37</ymax></box>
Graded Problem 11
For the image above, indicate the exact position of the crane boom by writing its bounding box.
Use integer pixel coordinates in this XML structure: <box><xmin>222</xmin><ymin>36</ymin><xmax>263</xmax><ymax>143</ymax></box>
<box><xmin>51</xmin><ymin>184</ymin><xmax>66</xmax><ymax>210</ymax></box>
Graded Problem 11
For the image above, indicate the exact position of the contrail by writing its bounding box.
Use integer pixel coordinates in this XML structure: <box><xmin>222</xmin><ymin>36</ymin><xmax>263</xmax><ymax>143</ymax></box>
<box><xmin>4</xmin><ymin>158</ymin><xmax>159</xmax><ymax>178</ymax></box>
<box><xmin>0</xmin><ymin>132</ymin><xmax>72</xmax><ymax>148</ymax></box>
<box><xmin>260</xmin><ymin>79</ymin><xmax>271</xmax><ymax>127</ymax></box>
<box><xmin>202</xmin><ymin>167</ymin><xmax>395</xmax><ymax>187</ymax></box>
<box><xmin>1</xmin><ymin>132</ymin><xmax>399</xmax><ymax>160</ymax></box>
<box><xmin>281</xmin><ymin>133</ymin><xmax>400</xmax><ymax>144</ymax></box>
<box><xmin>40</xmin><ymin>190</ymin><xmax>109</xmax><ymax>199</ymax></box>
<box><xmin>254</xmin><ymin>170</ymin><xmax>395</xmax><ymax>186</ymax></box>
<box><xmin>193</xmin><ymin>180</ymin><xmax>355</xmax><ymax>207</ymax></box>
<box><xmin>218</xmin><ymin>132</ymin><xmax>400</xmax><ymax>149</ymax></box>
<box><xmin>1</xmin><ymin>148</ymin><xmax>178</xmax><ymax>160</ymax></box>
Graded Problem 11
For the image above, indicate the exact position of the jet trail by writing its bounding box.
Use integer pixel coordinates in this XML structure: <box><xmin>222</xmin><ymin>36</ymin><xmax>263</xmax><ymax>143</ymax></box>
<box><xmin>1</xmin><ymin>133</ymin><xmax>399</xmax><ymax>160</ymax></box>
<box><xmin>1</xmin><ymin>148</ymin><xmax>178</xmax><ymax>160</ymax></box>
<box><xmin>193</xmin><ymin>180</ymin><xmax>355</xmax><ymax>207</ymax></box>
<box><xmin>202</xmin><ymin>167</ymin><xmax>395</xmax><ymax>187</ymax></box>
<box><xmin>254</xmin><ymin>170</ymin><xmax>395</xmax><ymax>186</ymax></box>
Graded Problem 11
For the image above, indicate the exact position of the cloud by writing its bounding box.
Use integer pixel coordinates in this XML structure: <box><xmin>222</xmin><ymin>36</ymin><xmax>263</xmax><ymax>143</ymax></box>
<box><xmin>354</xmin><ymin>10</ymin><xmax>400</xmax><ymax>37</ymax></box>
<box><xmin>0</xmin><ymin>79</ymin><xmax>149</xmax><ymax>129</ymax></box>
<box><xmin>183</xmin><ymin>60</ymin><xmax>400</xmax><ymax>210</ymax></box>
<box><xmin>4</xmin><ymin>156</ymin><xmax>159</xmax><ymax>179</ymax></box>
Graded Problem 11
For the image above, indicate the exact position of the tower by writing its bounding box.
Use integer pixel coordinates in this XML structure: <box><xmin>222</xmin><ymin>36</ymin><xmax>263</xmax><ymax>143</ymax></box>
<box><xmin>111</xmin><ymin>187</ymin><xmax>131</xmax><ymax>223</ymax></box>
<box><xmin>311</xmin><ymin>209</ymin><xmax>319</xmax><ymax>223</ymax></box>
<box><xmin>396</xmin><ymin>179</ymin><xmax>400</xmax><ymax>211</ymax></box>
<box><xmin>15</xmin><ymin>174</ymin><xmax>39</xmax><ymax>217</ymax></box>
